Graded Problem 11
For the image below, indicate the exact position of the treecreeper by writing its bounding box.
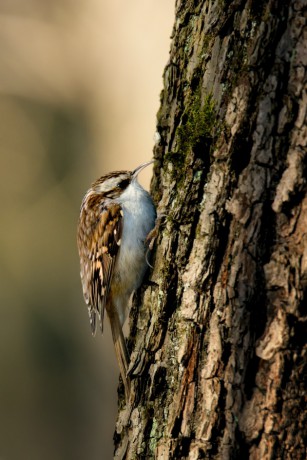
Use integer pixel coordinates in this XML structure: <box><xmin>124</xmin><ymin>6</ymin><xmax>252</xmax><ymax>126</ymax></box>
<box><xmin>77</xmin><ymin>160</ymin><xmax>156</xmax><ymax>400</ymax></box>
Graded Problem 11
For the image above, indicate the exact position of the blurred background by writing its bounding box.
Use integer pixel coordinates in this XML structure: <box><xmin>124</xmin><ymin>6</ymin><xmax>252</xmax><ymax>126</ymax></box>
<box><xmin>0</xmin><ymin>1</ymin><xmax>173</xmax><ymax>459</ymax></box>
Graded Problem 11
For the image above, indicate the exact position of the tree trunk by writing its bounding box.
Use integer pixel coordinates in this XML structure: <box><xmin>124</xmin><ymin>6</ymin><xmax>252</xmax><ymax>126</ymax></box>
<box><xmin>115</xmin><ymin>0</ymin><xmax>307</xmax><ymax>458</ymax></box>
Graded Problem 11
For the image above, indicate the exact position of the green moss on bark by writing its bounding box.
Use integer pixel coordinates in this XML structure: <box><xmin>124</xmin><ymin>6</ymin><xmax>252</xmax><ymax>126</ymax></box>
<box><xmin>176</xmin><ymin>91</ymin><xmax>216</xmax><ymax>153</ymax></box>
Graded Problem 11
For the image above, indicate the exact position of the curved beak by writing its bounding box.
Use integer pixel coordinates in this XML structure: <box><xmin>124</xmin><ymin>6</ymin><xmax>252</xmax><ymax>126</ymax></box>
<box><xmin>132</xmin><ymin>160</ymin><xmax>155</xmax><ymax>180</ymax></box>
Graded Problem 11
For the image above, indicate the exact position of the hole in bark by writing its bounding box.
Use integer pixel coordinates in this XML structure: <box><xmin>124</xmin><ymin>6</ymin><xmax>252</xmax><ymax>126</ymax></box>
<box><xmin>163</xmin><ymin>268</ymin><xmax>179</xmax><ymax>321</ymax></box>
<box><xmin>235</xmin><ymin>425</ymin><xmax>251</xmax><ymax>460</ymax></box>
<box><xmin>209</xmin><ymin>380</ymin><xmax>227</xmax><ymax>456</ymax></box>
<box><xmin>280</xmin><ymin>188</ymin><xmax>307</xmax><ymax>218</ymax></box>
<box><xmin>250</xmin><ymin>0</ymin><xmax>267</xmax><ymax>20</ymax></box>
<box><xmin>151</xmin><ymin>366</ymin><xmax>167</xmax><ymax>398</ymax></box>
<box><xmin>288</xmin><ymin>315</ymin><xmax>307</xmax><ymax>348</ymax></box>
<box><xmin>219</xmin><ymin>14</ymin><xmax>236</xmax><ymax>38</ymax></box>
<box><xmin>231</xmin><ymin>135</ymin><xmax>253</xmax><ymax>178</ymax></box>
<box><xmin>173</xmin><ymin>437</ymin><xmax>191</xmax><ymax>457</ymax></box>
<box><xmin>261</xmin><ymin>201</ymin><xmax>277</xmax><ymax>265</ymax></box>
<box><xmin>298</xmin><ymin>289</ymin><xmax>307</xmax><ymax>317</ymax></box>
<box><xmin>190</xmin><ymin>73</ymin><xmax>201</xmax><ymax>92</ymax></box>
<box><xmin>245</xmin><ymin>354</ymin><xmax>261</xmax><ymax>400</ymax></box>
<box><xmin>171</xmin><ymin>416</ymin><xmax>181</xmax><ymax>438</ymax></box>
<box><xmin>198</xmin><ymin>448</ymin><xmax>206</xmax><ymax>459</ymax></box>
<box><xmin>221</xmin><ymin>340</ymin><xmax>232</xmax><ymax>365</ymax></box>
<box><xmin>206</xmin><ymin>209</ymin><xmax>232</xmax><ymax>292</ymax></box>
<box><xmin>193</xmin><ymin>139</ymin><xmax>212</xmax><ymax>167</ymax></box>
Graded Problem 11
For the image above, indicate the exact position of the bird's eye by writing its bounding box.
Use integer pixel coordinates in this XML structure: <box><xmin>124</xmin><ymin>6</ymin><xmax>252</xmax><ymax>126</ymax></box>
<box><xmin>117</xmin><ymin>179</ymin><xmax>130</xmax><ymax>189</ymax></box>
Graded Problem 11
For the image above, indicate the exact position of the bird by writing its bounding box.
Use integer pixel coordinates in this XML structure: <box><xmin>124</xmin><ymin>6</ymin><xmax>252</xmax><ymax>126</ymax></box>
<box><xmin>77</xmin><ymin>160</ymin><xmax>156</xmax><ymax>399</ymax></box>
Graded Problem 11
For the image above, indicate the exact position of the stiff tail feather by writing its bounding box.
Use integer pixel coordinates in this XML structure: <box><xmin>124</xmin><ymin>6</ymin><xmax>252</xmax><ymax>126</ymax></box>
<box><xmin>109</xmin><ymin>311</ymin><xmax>130</xmax><ymax>400</ymax></box>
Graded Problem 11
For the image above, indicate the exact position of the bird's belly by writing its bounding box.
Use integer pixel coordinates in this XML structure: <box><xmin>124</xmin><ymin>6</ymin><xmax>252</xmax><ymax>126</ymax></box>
<box><xmin>111</xmin><ymin>202</ymin><xmax>155</xmax><ymax>323</ymax></box>
<box><xmin>115</xmin><ymin>214</ymin><xmax>151</xmax><ymax>291</ymax></box>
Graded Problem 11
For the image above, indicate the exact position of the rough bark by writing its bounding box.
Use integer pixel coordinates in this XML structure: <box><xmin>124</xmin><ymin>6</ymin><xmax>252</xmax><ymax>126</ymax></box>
<box><xmin>115</xmin><ymin>0</ymin><xmax>307</xmax><ymax>458</ymax></box>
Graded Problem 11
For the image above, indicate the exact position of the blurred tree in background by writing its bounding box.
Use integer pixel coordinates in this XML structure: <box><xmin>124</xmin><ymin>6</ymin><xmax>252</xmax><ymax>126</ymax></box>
<box><xmin>0</xmin><ymin>1</ymin><xmax>173</xmax><ymax>458</ymax></box>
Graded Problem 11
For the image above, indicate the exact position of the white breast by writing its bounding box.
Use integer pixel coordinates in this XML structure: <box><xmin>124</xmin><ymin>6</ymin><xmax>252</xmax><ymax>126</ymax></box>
<box><xmin>112</xmin><ymin>180</ymin><xmax>156</xmax><ymax>323</ymax></box>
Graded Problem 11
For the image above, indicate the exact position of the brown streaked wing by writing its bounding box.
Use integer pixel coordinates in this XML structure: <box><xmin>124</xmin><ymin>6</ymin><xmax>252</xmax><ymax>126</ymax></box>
<box><xmin>77</xmin><ymin>200</ymin><xmax>123</xmax><ymax>334</ymax></box>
